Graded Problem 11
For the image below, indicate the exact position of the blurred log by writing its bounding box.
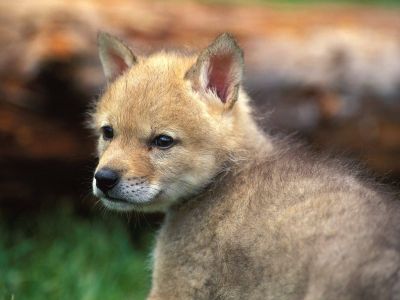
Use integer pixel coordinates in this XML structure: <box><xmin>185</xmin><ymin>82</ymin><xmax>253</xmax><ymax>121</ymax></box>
<box><xmin>0</xmin><ymin>0</ymin><xmax>400</xmax><ymax>208</ymax></box>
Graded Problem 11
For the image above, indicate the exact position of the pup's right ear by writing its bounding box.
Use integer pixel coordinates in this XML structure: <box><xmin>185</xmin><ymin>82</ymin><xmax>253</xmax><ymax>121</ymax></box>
<box><xmin>98</xmin><ymin>32</ymin><xmax>137</xmax><ymax>82</ymax></box>
<box><xmin>185</xmin><ymin>33</ymin><xmax>243</xmax><ymax>109</ymax></box>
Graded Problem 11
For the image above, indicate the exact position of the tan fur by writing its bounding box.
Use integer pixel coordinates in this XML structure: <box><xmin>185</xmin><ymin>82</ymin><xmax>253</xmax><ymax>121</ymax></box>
<box><xmin>92</xmin><ymin>33</ymin><xmax>400</xmax><ymax>299</ymax></box>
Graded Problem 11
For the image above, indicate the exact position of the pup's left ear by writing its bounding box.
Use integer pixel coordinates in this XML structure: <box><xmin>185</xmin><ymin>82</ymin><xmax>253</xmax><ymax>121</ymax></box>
<box><xmin>185</xmin><ymin>33</ymin><xmax>244</xmax><ymax>108</ymax></box>
<box><xmin>98</xmin><ymin>32</ymin><xmax>137</xmax><ymax>82</ymax></box>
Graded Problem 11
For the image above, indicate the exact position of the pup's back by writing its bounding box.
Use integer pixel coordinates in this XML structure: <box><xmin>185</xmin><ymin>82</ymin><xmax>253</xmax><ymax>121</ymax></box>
<box><xmin>152</xmin><ymin>143</ymin><xmax>400</xmax><ymax>299</ymax></box>
<box><xmin>93</xmin><ymin>33</ymin><xmax>400</xmax><ymax>299</ymax></box>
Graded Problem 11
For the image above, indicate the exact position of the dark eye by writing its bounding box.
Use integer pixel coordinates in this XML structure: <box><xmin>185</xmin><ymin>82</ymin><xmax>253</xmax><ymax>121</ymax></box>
<box><xmin>152</xmin><ymin>135</ymin><xmax>174</xmax><ymax>149</ymax></box>
<box><xmin>101</xmin><ymin>125</ymin><xmax>114</xmax><ymax>140</ymax></box>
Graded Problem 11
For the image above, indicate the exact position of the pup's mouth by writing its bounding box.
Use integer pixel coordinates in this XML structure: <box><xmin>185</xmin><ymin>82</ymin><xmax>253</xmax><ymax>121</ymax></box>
<box><xmin>100</xmin><ymin>197</ymin><xmax>137</xmax><ymax>211</ymax></box>
<box><xmin>99</xmin><ymin>190</ymin><xmax>163</xmax><ymax>212</ymax></box>
<box><xmin>92</xmin><ymin>176</ymin><xmax>163</xmax><ymax>211</ymax></box>
<box><xmin>103</xmin><ymin>195</ymin><xmax>130</xmax><ymax>204</ymax></box>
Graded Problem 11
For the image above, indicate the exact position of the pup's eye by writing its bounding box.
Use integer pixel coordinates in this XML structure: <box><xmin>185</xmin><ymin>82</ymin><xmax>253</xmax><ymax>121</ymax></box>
<box><xmin>152</xmin><ymin>135</ymin><xmax>174</xmax><ymax>149</ymax></box>
<box><xmin>101</xmin><ymin>125</ymin><xmax>114</xmax><ymax>140</ymax></box>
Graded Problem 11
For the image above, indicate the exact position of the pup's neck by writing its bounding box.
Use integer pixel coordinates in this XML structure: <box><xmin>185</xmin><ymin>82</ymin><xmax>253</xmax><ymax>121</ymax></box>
<box><xmin>229</xmin><ymin>92</ymin><xmax>273</xmax><ymax>161</ymax></box>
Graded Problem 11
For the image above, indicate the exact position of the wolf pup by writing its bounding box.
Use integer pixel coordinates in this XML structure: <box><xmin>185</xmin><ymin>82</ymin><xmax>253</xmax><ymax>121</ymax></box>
<box><xmin>91</xmin><ymin>32</ymin><xmax>400</xmax><ymax>299</ymax></box>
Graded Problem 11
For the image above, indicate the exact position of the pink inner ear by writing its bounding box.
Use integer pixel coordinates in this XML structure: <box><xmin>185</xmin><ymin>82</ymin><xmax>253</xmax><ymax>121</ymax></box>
<box><xmin>109</xmin><ymin>49</ymin><xmax>129</xmax><ymax>77</ymax></box>
<box><xmin>207</xmin><ymin>54</ymin><xmax>233</xmax><ymax>103</ymax></box>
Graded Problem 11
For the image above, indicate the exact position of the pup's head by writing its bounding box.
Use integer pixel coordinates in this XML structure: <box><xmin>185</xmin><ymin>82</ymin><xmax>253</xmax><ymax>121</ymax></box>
<box><xmin>91</xmin><ymin>32</ymin><xmax>248</xmax><ymax>212</ymax></box>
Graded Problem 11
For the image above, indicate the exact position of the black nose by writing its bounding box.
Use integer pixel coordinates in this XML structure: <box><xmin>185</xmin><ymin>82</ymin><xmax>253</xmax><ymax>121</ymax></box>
<box><xmin>95</xmin><ymin>168</ymin><xmax>120</xmax><ymax>193</ymax></box>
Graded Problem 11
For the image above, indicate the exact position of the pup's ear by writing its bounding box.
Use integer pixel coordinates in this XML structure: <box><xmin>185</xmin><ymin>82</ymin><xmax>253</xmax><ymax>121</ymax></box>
<box><xmin>185</xmin><ymin>33</ymin><xmax>244</xmax><ymax>108</ymax></box>
<box><xmin>98</xmin><ymin>32</ymin><xmax>137</xmax><ymax>82</ymax></box>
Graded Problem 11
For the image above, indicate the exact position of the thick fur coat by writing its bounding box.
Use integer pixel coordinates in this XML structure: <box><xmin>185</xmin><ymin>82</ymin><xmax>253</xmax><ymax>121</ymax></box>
<box><xmin>92</xmin><ymin>32</ymin><xmax>400</xmax><ymax>299</ymax></box>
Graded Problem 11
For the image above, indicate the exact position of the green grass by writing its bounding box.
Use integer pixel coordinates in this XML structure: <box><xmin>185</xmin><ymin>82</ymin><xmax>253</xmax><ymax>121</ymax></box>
<box><xmin>0</xmin><ymin>208</ymin><xmax>153</xmax><ymax>300</ymax></box>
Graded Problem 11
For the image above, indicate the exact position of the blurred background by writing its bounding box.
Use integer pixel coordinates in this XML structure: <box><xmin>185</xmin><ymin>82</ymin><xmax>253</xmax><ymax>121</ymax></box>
<box><xmin>1</xmin><ymin>0</ymin><xmax>400</xmax><ymax>299</ymax></box>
